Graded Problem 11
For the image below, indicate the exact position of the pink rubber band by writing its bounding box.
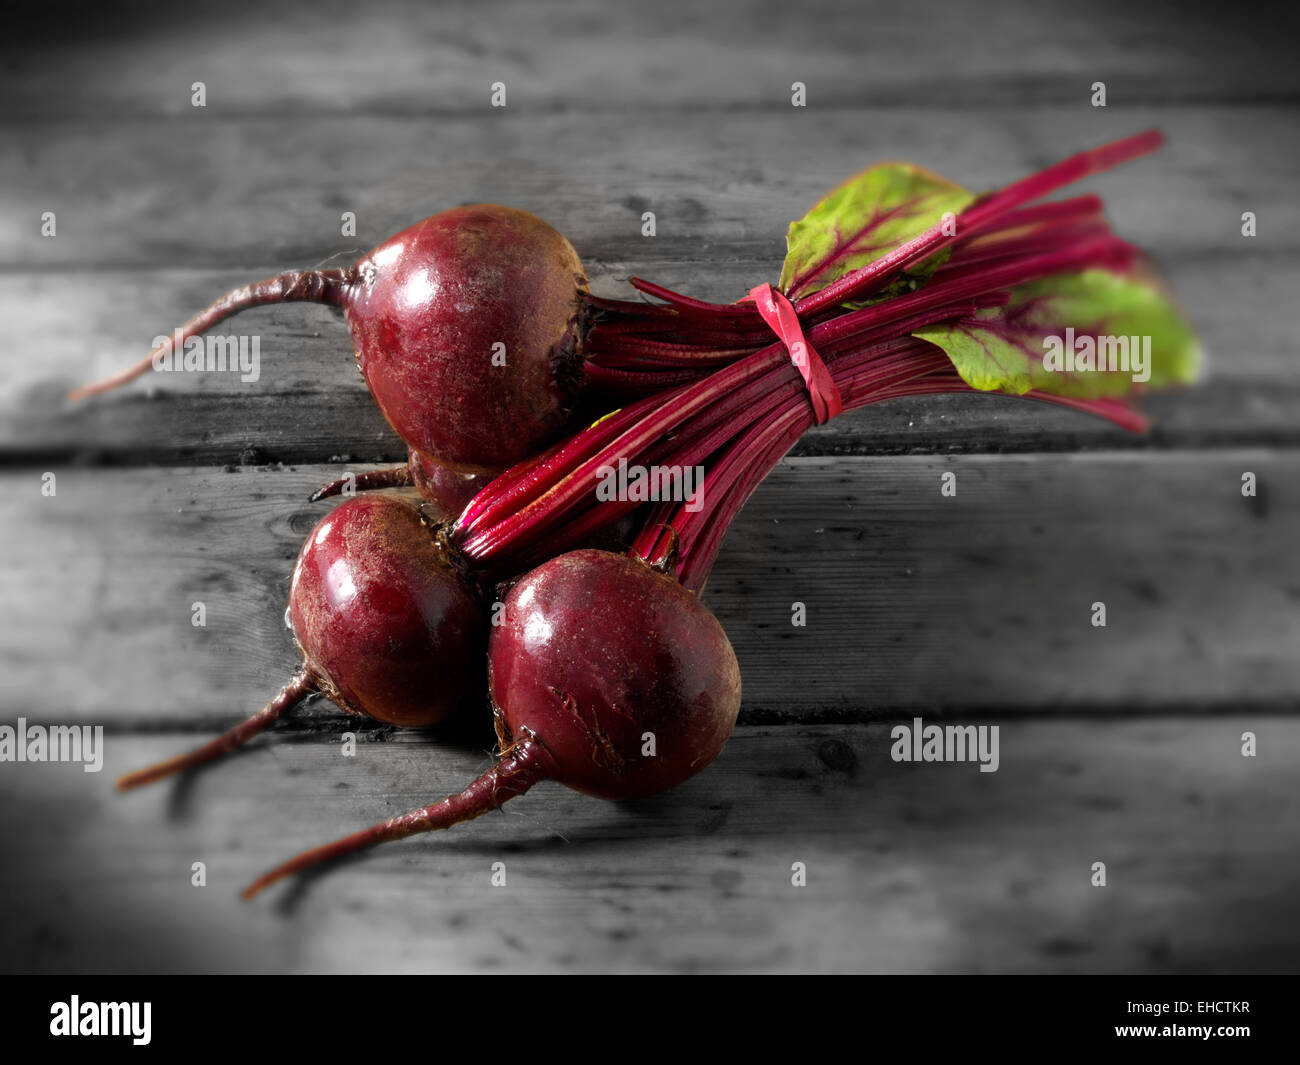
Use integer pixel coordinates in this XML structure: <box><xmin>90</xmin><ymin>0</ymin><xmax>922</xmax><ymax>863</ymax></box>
<box><xmin>747</xmin><ymin>283</ymin><xmax>843</xmax><ymax>423</ymax></box>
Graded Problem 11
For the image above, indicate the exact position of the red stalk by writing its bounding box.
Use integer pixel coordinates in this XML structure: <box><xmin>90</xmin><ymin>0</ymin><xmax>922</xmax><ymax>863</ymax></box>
<box><xmin>790</xmin><ymin>130</ymin><xmax>1163</xmax><ymax>317</ymax></box>
<box><xmin>456</xmin><ymin>232</ymin><xmax>1147</xmax><ymax>568</ymax></box>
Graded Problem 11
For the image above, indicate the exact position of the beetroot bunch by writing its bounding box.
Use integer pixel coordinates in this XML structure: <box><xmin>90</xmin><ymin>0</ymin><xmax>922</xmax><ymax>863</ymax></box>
<box><xmin>89</xmin><ymin>131</ymin><xmax>1199</xmax><ymax>898</ymax></box>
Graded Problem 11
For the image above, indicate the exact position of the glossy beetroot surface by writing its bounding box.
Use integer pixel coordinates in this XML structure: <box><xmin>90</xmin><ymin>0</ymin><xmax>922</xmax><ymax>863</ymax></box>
<box><xmin>289</xmin><ymin>494</ymin><xmax>486</xmax><ymax>727</ymax></box>
<box><xmin>348</xmin><ymin>205</ymin><xmax>588</xmax><ymax>473</ymax></box>
<box><xmin>73</xmin><ymin>204</ymin><xmax>589</xmax><ymax>476</ymax></box>
<box><xmin>489</xmin><ymin>549</ymin><xmax>741</xmax><ymax>798</ymax></box>
<box><xmin>115</xmin><ymin>495</ymin><xmax>487</xmax><ymax>792</ymax></box>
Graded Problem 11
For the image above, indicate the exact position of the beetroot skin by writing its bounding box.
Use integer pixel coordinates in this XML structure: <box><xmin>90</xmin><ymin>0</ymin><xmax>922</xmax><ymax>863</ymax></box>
<box><xmin>488</xmin><ymin>549</ymin><xmax>741</xmax><ymax>798</ymax></box>
<box><xmin>288</xmin><ymin>494</ymin><xmax>486</xmax><ymax>727</ymax></box>
<box><xmin>73</xmin><ymin>204</ymin><xmax>589</xmax><ymax>477</ymax></box>
<box><xmin>348</xmin><ymin>206</ymin><xmax>588</xmax><ymax>474</ymax></box>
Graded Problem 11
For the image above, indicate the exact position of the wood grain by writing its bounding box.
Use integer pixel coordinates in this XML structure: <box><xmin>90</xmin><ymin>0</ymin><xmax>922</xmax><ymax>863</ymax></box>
<box><xmin>5</xmin><ymin>0</ymin><xmax>1297</xmax><ymax>120</ymax></box>
<box><xmin>4</xmin><ymin>251</ymin><xmax>1294</xmax><ymax>464</ymax></box>
<box><xmin>4</xmin><ymin>102</ymin><xmax>1293</xmax><ymax>462</ymax></box>
<box><xmin>2</xmin><ymin>720</ymin><xmax>1295</xmax><ymax>973</ymax></box>
<box><xmin>3</xmin><ymin>454</ymin><xmax>1294</xmax><ymax>725</ymax></box>
<box><xmin>5</xmin><ymin>107</ymin><xmax>1296</xmax><ymax>272</ymax></box>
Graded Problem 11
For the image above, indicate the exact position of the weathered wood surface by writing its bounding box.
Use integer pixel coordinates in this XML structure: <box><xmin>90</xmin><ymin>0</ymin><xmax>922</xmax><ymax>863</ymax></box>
<box><xmin>2</xmin><ymin>721</ymin><xmax>1295</xmax><ymax>974</ymax></box>
<box><xmin>1</xmin><ymin>0</ymin><xmax>1296</xmax><ymax>974</ymax></box>
<box><xmin>5</xmin><ymin>251</ymin><xmax>1298</xmax><ymax>464</ymax></box>
<box><xmin>2</xmin><ymin>453</ymin><xmax>1295</xmax><ymax>725</ymax></box>
<box><xmin>6</xmin><ymin>0</ymin><xmax>1298</xmax><ymax>118</ymax></box>
<box><xmin>6</xmin><ymin>108</ymin><xmax>1297</xmax><ymax>272</ymax></box>
<box><xmin>4</xmin><ymin>101</ymin><xmax>1296</xmax><ymax>461</ymax></box>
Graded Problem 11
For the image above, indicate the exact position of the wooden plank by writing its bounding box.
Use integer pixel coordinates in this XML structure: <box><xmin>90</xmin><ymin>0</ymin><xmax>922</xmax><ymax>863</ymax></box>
<box><xmin>2</xmin><ymin>453</ymin><xmax>1294</xmax><ymax>725</ymax></box>
<box><xmin>4</xmin><ymin>102</ymin><xmax>1292</xmax><ymax>462</ymax></box>
<box><xmin>4</xmin><ymin>107</ymin><xmax>1296</xmax><ymax>272</ymax></box>
<box><xmin>2</xmin><ymin>720</ymin><xmax>1296</xmax><ymax>973</ymax></box>
<box><xmin>3</xmin><ymin>248</ymin><xmax>1296</xmax><ymax>464</ymax></box>
<box><xmin>5</xmin><ymin>0</ymin><xmax>1297</xmax><ymax>120</ymax></box>
<box><xmin>19</xmin><ymin>382</ymin><xmax>1300</xmax><ymax>468</ymax></box>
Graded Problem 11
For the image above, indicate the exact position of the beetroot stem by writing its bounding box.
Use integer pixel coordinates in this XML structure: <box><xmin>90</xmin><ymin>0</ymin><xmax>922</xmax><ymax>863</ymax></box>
<box><xmin>472</xmin><ymin>136</ymin><xmax>1164</xmax><ymax>575</ymax></box>
<box><xmin>583</xmin><ymin>363</ymin><xmax>703</xmax><ymax>394</ymax></box>
<box><xmin>116</xmin><ymin>669</ymin><xmax>318</xmax><ymax>792</ymax></box>
<box><xmin>677</xmin><ymin>415</ymin><xmax>805</xmax><ymax>591</ymax></box>
<box><xmin>457</xmin><ymin>386</ymin><xmax>682</xmax><ymax>532</ymax></box>
<box><xmin>462</xmin><ymin>238</ymin><xmax>1138</xmax><ymax>566</ymax></box>
<box><xmin>664</xmin><ymin>348</ymin><xmax>952</xmax><ymax>588</ymax></box>
<box><xmin>68</xmin><ymin>268</ymin><xmax>353</xmax><ymax>402</ymax></box>
<box><xmin>791</xmin><ymin>130</ymin><xmax>1164</xmax><ymax>316</ymax></box>
<box><xmin>240</xmin><ymin>730</ymin><xmax>549</xmax><ymax>899</ymax></box>
<box><xmin>935</xmin><ymin>223</ymin><xmax>1113</xmax><ymax>274</ymax></box>
<box><xmin>628</xmin><ymin>277</ymin><xmax>756</xmax><ymax>317</ymax></box>
<box><xmin>958</xmin><ymin>195</ymin><xmax>1105</xmax><ymax>238</ymax></box>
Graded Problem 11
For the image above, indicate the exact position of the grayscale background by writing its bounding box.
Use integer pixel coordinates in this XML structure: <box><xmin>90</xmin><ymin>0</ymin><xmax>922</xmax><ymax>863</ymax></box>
<box><xmin>1</xmin><ymin>0</ymin><xmax>1298</xmax><ymax>973</ymax></box>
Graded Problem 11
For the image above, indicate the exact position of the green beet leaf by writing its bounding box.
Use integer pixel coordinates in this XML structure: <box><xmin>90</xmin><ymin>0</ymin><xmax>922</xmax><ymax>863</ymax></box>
<box><xmin>912</xmin><ymin>268</ymin><xmax>1201</xmax><ymax>398</ymax></box>
<box><xmin>780</xmin><ymin>163</ymin><xmax>975</xmax><ymax>301</ymax></box>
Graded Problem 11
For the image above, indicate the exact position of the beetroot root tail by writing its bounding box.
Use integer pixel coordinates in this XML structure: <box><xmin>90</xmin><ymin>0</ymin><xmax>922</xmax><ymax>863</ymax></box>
<box><xmin>309</xmin><ymin>465</ymin><xmax>413</xmax><ymax>503</ymax></box>
<box><xmin>116</xmin><ymin>669</ymin><xmax>318</xmax><ymax>792</ymax></box>
<box><xmin>241</xmin><ymin>730</ymin><xmax>549</xmax><ymax>900</ymax></box>
<box><xmin>68</xmin><ymin>268</ymin><xmax>353</xmax><ymax>402</ymax></box>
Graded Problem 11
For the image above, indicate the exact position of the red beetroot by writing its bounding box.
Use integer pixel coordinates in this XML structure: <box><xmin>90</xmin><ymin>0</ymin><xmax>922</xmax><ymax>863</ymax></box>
<box><xmin>72</xmin><ymin>205</ymin><xmax>589</xmax><ymax>475</ymax></box>
<box><xmin>71</xmin><ymin>132</ymin><xmax>1177</xmax><ymax>491</ymax></box>
<box><xmin>240</xmin><ymin>549</ymin><xmax>741</xmax><ymax>898</ymax></box>
<box><xmin>286</xmin><ymin>495</ymin><xmax>484</xmax><ymax>725</ymax></box>
<box><xmin>116</xmin><ymin>494</ymin><xmax>486</xmax><ymax>791</ymax></box>
<box><xmin>487</xmin><ymin>549</ymin><xmax>740</xmax><ymax>798</ymax></box>
<box><xmin>349</xmin><ymin>208</ymin><xmax>586</xmax><ymax>473</ymax></box>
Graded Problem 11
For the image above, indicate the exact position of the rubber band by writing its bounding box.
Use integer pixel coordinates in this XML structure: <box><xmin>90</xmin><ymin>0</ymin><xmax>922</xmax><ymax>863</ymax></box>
<box><xmin>747</xmin><ymin>283</ymin><xmax>842</xmax><ymax>423</ymax></box>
